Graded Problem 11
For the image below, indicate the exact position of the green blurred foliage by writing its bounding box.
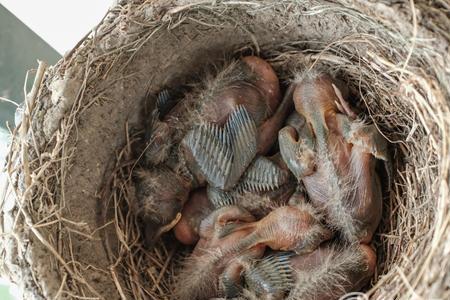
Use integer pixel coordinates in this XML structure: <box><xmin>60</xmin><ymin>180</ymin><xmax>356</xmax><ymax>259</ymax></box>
<box><xmin>0</xmin><ymin>284</ymin><xmax>15</xmax><ymax>300</ymax></box>
<box><xmin>0</xmin><ymin>4</ymin><xmax>60</xmax><ymax>130</ymax></box>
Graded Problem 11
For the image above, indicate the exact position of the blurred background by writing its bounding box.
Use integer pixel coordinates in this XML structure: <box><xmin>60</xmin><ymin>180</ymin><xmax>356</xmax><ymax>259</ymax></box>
<box><xmin>0</xmin><ymin>1</ymin><xmax>111</xmax><ymax>298</ymax></box>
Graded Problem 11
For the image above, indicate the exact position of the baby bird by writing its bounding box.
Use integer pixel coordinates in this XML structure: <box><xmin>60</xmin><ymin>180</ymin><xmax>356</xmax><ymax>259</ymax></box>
<box><xmin>174</xmin><ymin>206</ymin><xmax>264</xmax><ymax>300</ymax></box>
<box><xmin>200</xmin><ymin>56</ymin><xmax>281</xmax><ymax>129</ymax></box>
<box><xmin>182</xmin><ymin>57</ymin><xmax>295</xmax><ymax>190</ymax></box>
<box><xmin>279</xmin><ymin>73</ymin><xmax>388</xmax><ymax>243</ymax></box>
<box><xmin>173</xmin><ymin>188</ymin><xmax>214</xmax><ymax>245</ymax></box>
<box><xmin>244</xmin><ymin>243</ymin><xmax>376</xmax><ymax>300</ymax></box>
<box><xmin>136</xmin><ymin>57</ymin><xmax>290</xmax><ymax>242</ymax></box>
<box><xmin>135</xmin><ymin>166</ymin><xmax>194</xmax><ymax>244</ymax></box>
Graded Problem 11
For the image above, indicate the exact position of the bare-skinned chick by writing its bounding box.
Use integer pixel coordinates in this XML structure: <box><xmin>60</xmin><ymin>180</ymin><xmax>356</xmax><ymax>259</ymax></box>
<box><xmin>279</xmin><ymin>73</ymin><xmax>388</xmax><ymax>243</ymax></box>
<box><xmin>174</xmin><ymin>206</ymin><xmax>264</xmax><ymax>300</ymax></box>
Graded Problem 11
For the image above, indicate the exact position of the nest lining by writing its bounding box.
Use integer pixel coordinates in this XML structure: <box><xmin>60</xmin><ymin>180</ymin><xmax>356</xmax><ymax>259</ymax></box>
<box><xmin>1</xmin><ymin>0</ymin><xmax>449</xmax><ymax>299</ymax></box>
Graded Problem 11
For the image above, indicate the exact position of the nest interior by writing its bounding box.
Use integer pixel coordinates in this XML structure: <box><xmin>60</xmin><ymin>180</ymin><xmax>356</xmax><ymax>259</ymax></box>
<box><xmin>1</xmin><ymin>0</ymin><xmax>449</xmax><ymax>299</ymax></box>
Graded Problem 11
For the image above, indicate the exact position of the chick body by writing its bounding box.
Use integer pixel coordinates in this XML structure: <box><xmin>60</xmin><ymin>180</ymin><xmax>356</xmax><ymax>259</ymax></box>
<box><xmin>244</xmin><ymin>243</ymin><xmax>376</xmax><ymax>300</ymax></box>
<box><xmin>173</xmin><ymin>188</ymin><xmax>213</xmax><ymax>245</ymax></box>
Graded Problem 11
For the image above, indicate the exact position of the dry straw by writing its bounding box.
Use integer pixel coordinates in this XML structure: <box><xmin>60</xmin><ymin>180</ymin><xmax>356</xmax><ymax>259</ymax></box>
<box><xmin>1</xmin><ymin>0</ymin><xmax>449</xmax><ymax>299</ymax></box>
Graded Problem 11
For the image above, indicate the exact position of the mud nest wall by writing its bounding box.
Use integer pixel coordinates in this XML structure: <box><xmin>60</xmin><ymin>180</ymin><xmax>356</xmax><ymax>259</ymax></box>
<box><xmin>1</xmin><ymin>0</ymin><xmax>449</xmax><ymax>299</ymax></box>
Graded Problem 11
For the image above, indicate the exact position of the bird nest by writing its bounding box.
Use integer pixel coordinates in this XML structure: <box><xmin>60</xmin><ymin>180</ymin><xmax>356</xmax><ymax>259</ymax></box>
<box><xmin>1</xmin><ymin>0</ymin><xmax>449</xmax><ymax>299</ymax></box>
